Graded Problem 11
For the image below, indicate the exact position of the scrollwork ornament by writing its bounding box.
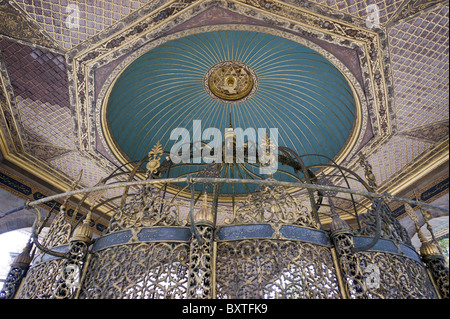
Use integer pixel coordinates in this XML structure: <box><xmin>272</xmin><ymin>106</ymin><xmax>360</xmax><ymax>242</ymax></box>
<box><xmin>78</xmin><ymin>242</ymin><xmax>190</xmax><ymax>299</ymax></box>
<box><xmin>53</xmin><ymin>241</ymin><xmax>89</xmax><ymax>299</ymax></box>
<box><xmin>331</xmin><ymin>230</ymin><xmax>366</xmax><ymax>298</ymax></box>
<box><xmin>357</xmin><ymin>200</ymin><xmax>411</xmax><ymax>246</ymax></box>
<box><xmin>107</xmin><ymin>185</ymin><xmax>187</xmax><ymax>233</ymax></box>
<box><xmin>230</xmin><ymin>185</ymin><xmax>318</xmax><ymax>228</ymax></box>
<box><xmin>41</xmin><ymin>208</ymin><xmax>71</xmax><ymax>249</ymax></box>
<box><xmin>187</xmin><ymin>225</ymin><xmax>214</xmax><ymax>299</ymax></box>
<box><xmin>216</xmin><ymin>239</ymin><xmax>341</xmax><ymax>298</ymax></box>
<box><xmin>422</xmin><ymin>255</ymin><xmax>449</xmax><ymax>299</ymax></box>
<box><xmin>0</xmin><ymin>266</ymin><xmax>28</xmax><ymax>299</ymax></box>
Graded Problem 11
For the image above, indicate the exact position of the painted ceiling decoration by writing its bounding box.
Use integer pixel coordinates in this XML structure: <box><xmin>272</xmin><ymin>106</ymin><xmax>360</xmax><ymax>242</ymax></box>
<box><xmin>0</xmin><ymin>0</ymin><xmax>447</xmax><ymax>229</ymax></box>
<box><xmin>103</xmin><ymin>29</ymin><xmax>358</xmax><ymax>194</ymax></box>
<box><xmin>104</xmin><ymin>30</ymin><xmax>357</xmax><ymax>168</ymax></box>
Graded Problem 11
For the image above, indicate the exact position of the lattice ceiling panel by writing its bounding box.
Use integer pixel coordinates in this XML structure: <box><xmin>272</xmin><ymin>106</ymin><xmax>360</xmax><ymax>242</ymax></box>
<box><xmin>16</xmin><ymin>96</ymin><xmax>75</xmax><ymax>150</ymax></box>
<box><xmin>367</xmin><ymin>135</ymin><xmax>433</xmax><ymax>184</ymax></box>
<box><xmin>0</xmin><ymin>38</ymin><xmax>73</xmax><ymax>159</ymax></box>
<box><xmin>388</xmin><ymin>5</ymin><xmax>449</xmax><ymax>132</ymax></box>
<box><xmin>49</xmin><ymin>151</ymin><xmax>126</xmax><ymax>207</ymax></box>
<box><xmin>312</xmin><ymin>0</ymin><xmax>404</xmax><ymax>25</ymax></box>
<box><xmin>50</xmin><ymin>151</ymin><xmax>110</xmax><ymax>187</ymax></box>
<box><xmin>14</xmin><ymin>0</ymin><xmax>151</xmax><ymax>50</ymax></box>
<box><xmin>0</xmin><ymin>39</ymin><xmax>69</xmax><ymax>107</ymax></box>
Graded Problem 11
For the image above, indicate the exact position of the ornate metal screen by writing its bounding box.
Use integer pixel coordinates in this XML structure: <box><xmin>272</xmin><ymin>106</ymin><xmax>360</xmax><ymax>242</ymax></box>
<box><xmin>79</xmin><ymin>242</ymin><xmax>190</xmax><ymax>299</ymax></box>
<box><xmin>215</xmin><ymin>239</ymin><xmax>342</xmax><ymax>299</ymax></box>
<box><xmin>1</xmin><ymin>147</ymin><xmax>448</xmax><ymax>300</ymax></box>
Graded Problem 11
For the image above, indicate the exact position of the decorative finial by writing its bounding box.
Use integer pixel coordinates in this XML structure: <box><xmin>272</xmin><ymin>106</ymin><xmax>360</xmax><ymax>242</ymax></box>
<box><xmin>146</xmin><ymin>140</ymin><xmax>164</xmax><ymax>175</ymax></box>
<box><xmin>330</xmin><ymin>213</ymin><xmax>351</xmax><ymax>235</ymax></box>
<box><xmin>194</xmin><ymin>192</ymin><xmax>214</xmax><ymax>225</ymax></box>
<box><xmin>404</xmin><ymin>203</ymin><xmax>441</xmax><ymax>257</ymax></box>
<box><xmin>71</xmin><ymin>211</ymin><xmax>93</xmax><ymax>244</ymax></box>
<box><xmin>11</xmin><ymin>241</ymin><xmax>33</xmax><ymax>268</ymax></box>
<box><xmin>359</xmin><ymin>153</ymin><xmax>377</xmax><ymax>191</ymax></box>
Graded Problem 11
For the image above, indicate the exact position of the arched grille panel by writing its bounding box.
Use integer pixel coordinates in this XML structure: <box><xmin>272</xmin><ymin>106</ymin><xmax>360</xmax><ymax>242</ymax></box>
<box><xmin>79</xmin><ymin>242</ymin><xmax>189</xmax><ymax>299</ymax></box>
<box><xmin>215</xmin><ymin>239</ymin><xmax>342</xmax><ymax>299</ymax></box>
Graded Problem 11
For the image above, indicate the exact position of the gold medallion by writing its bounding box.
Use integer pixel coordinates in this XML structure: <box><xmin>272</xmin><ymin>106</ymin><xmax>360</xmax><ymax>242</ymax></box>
<box><xmin>204</xmin><ymin>61</ymin><xmax>257</xmax><ymax>103</ymax></box>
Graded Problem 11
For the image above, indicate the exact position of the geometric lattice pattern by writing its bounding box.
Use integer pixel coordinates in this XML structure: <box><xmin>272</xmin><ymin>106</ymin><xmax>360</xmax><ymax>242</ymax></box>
<box><xmin>15</xmin><ymin>0</ymin><xmax>151</xmax><ymax>50</ymax></box>
<box><xmin>389</xmin><ymin>5</ymin><xmax>449</xmax><ymax>132</ymax></box>
<box><xmin>17</xmin><ymin>96</ymin><xmax>74</xmax><ymax>150</ymax></box>
<box><xmin>216</xmin><ymin>240</ymin><xmax>342</xmax><ymax>299</ymax></box>
<box><xmin>313</xmin><ymin>0</ymin><xmax>404</xmax><ymax>25</ymax></box>
<box><xmin>0</xmin><ymin>40</ymin><xmax>69</xmax><ymax>108</ymax></box>
<box><xmin>49</xmin><ymin>151</ymin><xmax>124</xmax><ymax>204</ymax></box>
<box><xmin>367</xmin><ymin>135</ymin><xmax>433</xmax><ymax>184</ymax></box>
<box><xmin>49</xmin><ymin>152</ymin><xmax>110</xmax><ymax>188</ymax></box>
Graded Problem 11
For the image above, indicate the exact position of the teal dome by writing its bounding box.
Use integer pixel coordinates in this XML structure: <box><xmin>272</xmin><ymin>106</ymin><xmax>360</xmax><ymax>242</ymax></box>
<box><xmin>105</xmin><ymin>30</ymin><xmax>357</xmax><ymax>194</ymax></box>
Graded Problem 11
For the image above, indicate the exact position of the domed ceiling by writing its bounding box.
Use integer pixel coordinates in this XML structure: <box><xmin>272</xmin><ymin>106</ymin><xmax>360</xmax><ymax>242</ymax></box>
<box><xmin>104</xmin><ymin>30</ymin><xmax>357</xmax><ymax>192</ymax></box>
<box><xmin>0</xmin><ymin>0</ymin><xmax>448</xmax><ymax>234</ymax></box>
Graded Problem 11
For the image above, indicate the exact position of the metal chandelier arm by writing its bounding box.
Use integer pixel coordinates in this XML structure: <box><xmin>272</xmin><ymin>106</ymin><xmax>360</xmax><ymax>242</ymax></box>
<box><xmin>21</xmin><ymin>177</ymin><xmax>448</xmax><ymax>214</ymax></box>
<box><xmin>28</xmin><ymin>205</ymin><xmax>69</xmax><ymax>259</ymax></box>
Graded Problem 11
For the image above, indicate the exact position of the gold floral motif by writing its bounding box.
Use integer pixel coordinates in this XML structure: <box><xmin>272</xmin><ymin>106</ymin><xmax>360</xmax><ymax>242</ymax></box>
<box><xmin>146</xmin><ymin>140</ymin><xmax>164</xmax><ymax>175</ymax></box>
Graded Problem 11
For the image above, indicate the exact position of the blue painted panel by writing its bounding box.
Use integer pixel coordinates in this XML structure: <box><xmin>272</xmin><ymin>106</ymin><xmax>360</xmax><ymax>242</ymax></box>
<box><xmin>40</xmin><ymin>245</ymin><xmax>69</xmax><ymax>262</ymax></box>
<box><xmin>353</xmin><ymin>236</ymin><xmax>422</xmax><ymax>263</ymax></box>
<box><xmin>92</xmin><ymin>227</ymin><xmax>191</xmax><ymax>251</ymax></box>
<box><xmin>216</xmin><ymin>224</ymin><xmax>274</xmax><ymax>240</ymax></box>
<box><xmin>280</xmin><ymin>225</ymin><xmax>330</xmax><ymax>246</ymax></box>
<box><xmin>217</xmin><ymin>224</ymin><xmax>330</xmax><ymax>246</ymax></box>
<box><xmin>138</xmin><ymin>227</ymin><xmax>191</xmax><ymax>242</ymax></box>
<box><xmin>92</xmin><ymin>229</ymin><xmax>133</xmax><ymax>251</ymax></box>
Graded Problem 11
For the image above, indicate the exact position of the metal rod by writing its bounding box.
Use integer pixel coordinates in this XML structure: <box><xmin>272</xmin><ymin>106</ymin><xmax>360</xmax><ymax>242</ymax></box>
<box><xmin>189</xmin><ymin>177</ymin><xmax>203</xmax><ymax>244</ymax></box>
<box><xmin>0</xmin><ymin>203</ymin><xmax>27</xmax><ymax>218</ymax></box>
<box><xmin>29</xmin><ymin>206</ymin><xmax>69</xmax><ymax>259</ymax></box>
<box><xmin>22</xmin><ymin>177</ymin><xmax>448</xmax><ymax>214</ymax></box>
<box><xmin>330</xmin><ymin>247</ymin><xmax>348</xmax><ymax>299</ymax></box>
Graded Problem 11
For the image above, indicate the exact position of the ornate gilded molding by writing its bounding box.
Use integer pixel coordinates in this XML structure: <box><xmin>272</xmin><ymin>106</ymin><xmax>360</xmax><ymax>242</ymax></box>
<box><xmin>0</xmin><ymin>167</ymin><xmax>107</xmax><ymax>234</ymax></box>
<box><xmin>0</xmin><ymin>0</ymin><xmax>60</xmax><ymax>51</ymax></box>
<box><xmin>387</xmin><ymin>0</ymin><xmax>449</xmax><ymax>27</ymax></box>
<box><xmin>378</xmin><ymin>138</ymin><xmax>449</xmax><ymax>197</ymax></box>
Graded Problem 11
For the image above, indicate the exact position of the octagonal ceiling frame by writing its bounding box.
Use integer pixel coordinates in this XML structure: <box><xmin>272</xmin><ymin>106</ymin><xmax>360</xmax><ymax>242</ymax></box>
<box><xmin>67</xmin><ymin>0</ymin><xmax>393</xmax><ymax>182</ymax></box>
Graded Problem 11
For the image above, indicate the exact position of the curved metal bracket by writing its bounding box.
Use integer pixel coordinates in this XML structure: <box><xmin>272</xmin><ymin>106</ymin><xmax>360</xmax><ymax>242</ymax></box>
<box><xmin>28</xmin><ymin>206</ymin><xmax>69</xmax><ymax>259</ymax></box>
<box><xmin>351</xmin><ymin>198</ymin><xmax>382</xmax><ymax>253</ymax></box>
